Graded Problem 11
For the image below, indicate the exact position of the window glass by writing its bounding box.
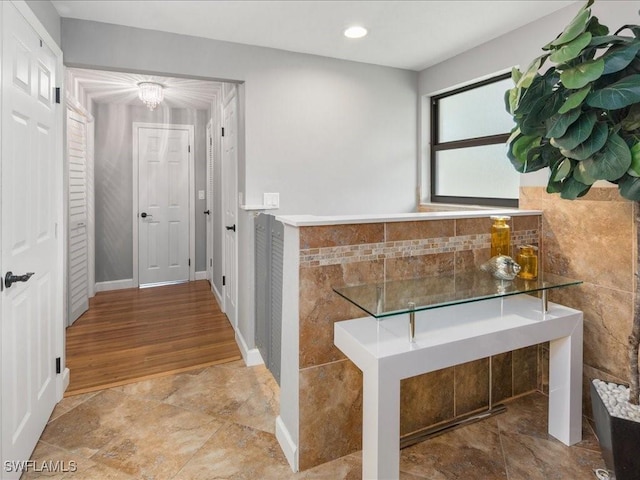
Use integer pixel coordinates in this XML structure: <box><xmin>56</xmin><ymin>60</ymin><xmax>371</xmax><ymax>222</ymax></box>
<box><xmin>438</xmin><ymin>77</ymin><xmax>514</xmax><ymax>143</ymax></box>
<box><xmin>435</xmin><ymin>145</ymin><xmax>520</xmax><ymax>199</ymax></box>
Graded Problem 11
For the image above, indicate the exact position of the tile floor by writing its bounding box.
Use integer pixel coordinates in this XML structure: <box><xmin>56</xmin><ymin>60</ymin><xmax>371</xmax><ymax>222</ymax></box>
<box><xmin>24</xmin><ymin>360</ymin><xmax>605</xmax><ymax>479</ymax></box>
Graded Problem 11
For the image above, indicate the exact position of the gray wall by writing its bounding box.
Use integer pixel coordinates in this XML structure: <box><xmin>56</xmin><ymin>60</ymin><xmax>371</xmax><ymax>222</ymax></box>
<box><xmin>94</xmin><ymin>104</ymin><xmax>208</xmax><ymax>282</ymax></box>
<box><xmin>418</xmin><ymin>1</ymin><xmax>639</xmax><ymax>191</ymax></box>
<box><xmin>61</xmin><ymin>18</ymin><xmax>419</xmax><ymax>216</ymax></box>
<box><xmin>25</xmin><ymin>0</ymin><xmax>61</xmax><ymax>47</ymax></box>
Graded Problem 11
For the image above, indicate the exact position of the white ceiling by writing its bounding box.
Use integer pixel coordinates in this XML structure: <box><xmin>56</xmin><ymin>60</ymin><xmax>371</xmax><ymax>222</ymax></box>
<box><xmin>53</xmin><ymin>0</ymin><xmax>578</xmax><ymax>72</ymax></box>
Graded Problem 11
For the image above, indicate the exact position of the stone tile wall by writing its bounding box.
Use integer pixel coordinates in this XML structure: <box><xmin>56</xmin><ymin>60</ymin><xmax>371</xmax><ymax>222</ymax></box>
<box><xmin>519</xmin><ymin>187</ymin><xmax>635</xmax><ymax>413</ymax></box>
<box><xmin>297</xmin><ymin>215</ymin><xmax>542</xmax><ymax>470</ymax></box>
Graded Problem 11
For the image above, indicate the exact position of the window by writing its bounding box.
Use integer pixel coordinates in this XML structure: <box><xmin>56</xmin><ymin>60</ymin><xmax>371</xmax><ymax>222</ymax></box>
<box><xmin>430</xmin><ymin>73</ymin><xmax>519</xmax><ymax>207</ymax></box>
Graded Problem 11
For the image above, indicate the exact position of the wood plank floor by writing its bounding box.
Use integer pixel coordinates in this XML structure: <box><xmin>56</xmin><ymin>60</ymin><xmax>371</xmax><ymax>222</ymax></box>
<box><xmin>65</xmin><ymin>280</ymin><xmax>241</xmax><ymax>396</ymax></box>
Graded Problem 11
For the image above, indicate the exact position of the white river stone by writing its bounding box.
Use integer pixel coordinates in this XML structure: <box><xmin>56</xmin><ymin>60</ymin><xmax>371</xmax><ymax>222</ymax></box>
<box><xmin>593</xmin><ymin>379</ymin><xmax>640</xmax><ymax>423</ymax></box>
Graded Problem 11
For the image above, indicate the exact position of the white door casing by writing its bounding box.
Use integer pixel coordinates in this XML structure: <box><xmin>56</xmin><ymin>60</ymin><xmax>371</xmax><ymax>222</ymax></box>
<box><xmin>133</xmin><ymin>124</ymin><xmax>194</xmax><ymax>287</ymax></box>
<box><xmin>222</xmin><ymin>88</ymin><xmax>238</xmax><ymax>329</ymax></box>
<box><xmin>206</xmin><ymin>120</ymin><xmax>213</xmax><ymax>284</ymax></box>
<box><xmin>67</xmin><ymin>107</ymin><xmax>89</xmax><ymax>324</ymax></box>
<box><xmin>1</xmin><ymin>1</ymin><xmax>64</xmax><ymax>476</ymax></box>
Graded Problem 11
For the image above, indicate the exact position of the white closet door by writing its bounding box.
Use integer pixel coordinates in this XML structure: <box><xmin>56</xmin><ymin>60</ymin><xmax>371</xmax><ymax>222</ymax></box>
<box><xmin>67</xmin><ymin>108</ymin><xmax>88</xmax><ymax>324</ymax></box>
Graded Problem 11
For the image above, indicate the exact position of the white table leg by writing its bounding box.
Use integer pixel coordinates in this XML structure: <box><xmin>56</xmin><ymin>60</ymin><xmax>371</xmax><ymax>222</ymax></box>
<box><xmin>548</xmin><ymin>316</ymin><xmax>583</xmax><ymax>445</ymax></box>
<box><xmin>362</xmin><ymin>368</ymin><xmax>400</xmax><ymax>480</ymax></box>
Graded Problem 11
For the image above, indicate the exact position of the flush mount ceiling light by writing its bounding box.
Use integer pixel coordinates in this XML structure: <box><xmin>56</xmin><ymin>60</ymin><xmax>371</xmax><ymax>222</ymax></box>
<box><xmin>344</xmin><ymin>26</ymin><xmax>368</xmax><ymax>39</ymax></box>
<box><xmin>138</xmin><ymin>82</ymin><xmax>164</xmax><ymax>110</ymax></box>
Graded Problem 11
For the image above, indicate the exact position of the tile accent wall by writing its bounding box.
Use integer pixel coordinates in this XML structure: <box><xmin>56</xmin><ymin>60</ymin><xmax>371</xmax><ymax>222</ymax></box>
<box><xmin>296</xmin><ymin>214</ymin><xmax>543</xmax><ymax>470</ymax></box>
<box><xmin>299</xmin><ymin>231</ymin><xmax>540</xmax><ymax>267</ymax></box>
<box><xmin>520</xmin><ymin>186</ymin><xmax>635</xmax><ymax>415</ymax></box>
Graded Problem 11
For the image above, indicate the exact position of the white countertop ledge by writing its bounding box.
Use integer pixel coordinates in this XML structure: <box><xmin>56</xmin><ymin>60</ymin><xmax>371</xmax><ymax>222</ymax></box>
<box><xmin>276</xmin><ymin>209</ymin><xmax>541</xmax><ymax>227</ymax></box>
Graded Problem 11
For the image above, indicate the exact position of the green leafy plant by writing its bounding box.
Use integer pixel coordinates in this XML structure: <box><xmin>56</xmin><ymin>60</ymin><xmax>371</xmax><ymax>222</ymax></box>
<box><xmin>505</xmin><ymin>0</ymin><xmax>640</xmax><ymax>405</ymax></box>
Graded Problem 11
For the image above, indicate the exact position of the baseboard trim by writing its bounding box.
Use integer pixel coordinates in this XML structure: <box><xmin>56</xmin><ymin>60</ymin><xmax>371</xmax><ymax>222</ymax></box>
<box><xmin>57</xmin><ymin>367</ymin><xmax>70</xmax><ymax>401</ymax></box>
<box><xmin>235</xmin><ymin>330</ymin><xmax>264</xmax><ymax>367</ymax></box>
<box><xmin>276</xmin><ymin>415</ymin><xmax>298</xmax><ymax>472</ymax></box>
<box><xmin>95</xmin><ymin>279</ymin><xmax>135</xmax><ymax>292</ymax></box>
<box><xmin>212</xmin><ymin>284</ymin><xmax>223</xmax><ymax>307</ymax></box>
<box><xmin>195</xmin><ymin>271</ymin><xmax>207</xmax><ymax>281</ymax></box>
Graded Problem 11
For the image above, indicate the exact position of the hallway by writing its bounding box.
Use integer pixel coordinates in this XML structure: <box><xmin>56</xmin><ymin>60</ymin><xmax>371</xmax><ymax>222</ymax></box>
<box><xmin>65</xmin><ymin>280</ymin><xmax>241</xmax><ymax>395</ymax></box>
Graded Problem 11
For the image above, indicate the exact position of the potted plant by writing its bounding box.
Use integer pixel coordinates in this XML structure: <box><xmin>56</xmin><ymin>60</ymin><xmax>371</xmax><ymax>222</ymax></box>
<box><xmin>505</xmin><ymin>1</ymin><xmax>640</xmax><ymax>478</ymax></box>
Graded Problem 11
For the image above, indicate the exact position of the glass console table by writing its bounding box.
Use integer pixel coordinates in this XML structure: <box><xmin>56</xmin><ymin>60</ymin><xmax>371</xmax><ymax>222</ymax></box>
<box><xmin>334</xmin><ymin>270</ymin><xmax>582</xmax><ymax>318</ymax></box>
<box><xmin>332</xmin><ymin>271</ymin><xmax>584</xmax><ymax>480</ymax></box>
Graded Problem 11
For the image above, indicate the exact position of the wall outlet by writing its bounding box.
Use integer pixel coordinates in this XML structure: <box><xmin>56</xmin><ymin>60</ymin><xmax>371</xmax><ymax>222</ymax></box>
<box><xmin>263</xmin><ymin>192</ymin><xmax>279</xmax><ymax>208</ymax></box>
<box><xmin>198</xmin><ymin>190</ymin><xmax>205</xmax><ymax>200</ymax></box>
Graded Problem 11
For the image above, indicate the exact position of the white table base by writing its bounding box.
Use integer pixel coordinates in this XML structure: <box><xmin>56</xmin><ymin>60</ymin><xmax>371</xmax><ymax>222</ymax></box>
<box><xmin>334</xmin><ymin>295</ymin><xmax>583</xmax><ymax>480</ymax></box>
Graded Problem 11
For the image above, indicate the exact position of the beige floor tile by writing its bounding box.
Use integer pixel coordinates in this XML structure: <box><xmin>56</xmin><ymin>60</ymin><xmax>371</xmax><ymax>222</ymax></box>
<box><xmin>500</xmin><ymin>429</ymin><xmax>604</xmax><ymax>480</ymax></box>
<box><xmin>173</xmin><ymin>422</ymin><xmax>294</xmax><ymax>480</ymax></box>
<box><xmin>399</xmin><ymin>417</ymin><xmax>508</xmax><ymax>479</ymax></box>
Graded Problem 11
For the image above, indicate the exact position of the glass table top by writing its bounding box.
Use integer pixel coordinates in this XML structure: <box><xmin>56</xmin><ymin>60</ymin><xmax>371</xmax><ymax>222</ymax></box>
<box><xmin>333</xmin><ymin>271</ymin><xmax>582</xmax><ymax>319</ymax></box>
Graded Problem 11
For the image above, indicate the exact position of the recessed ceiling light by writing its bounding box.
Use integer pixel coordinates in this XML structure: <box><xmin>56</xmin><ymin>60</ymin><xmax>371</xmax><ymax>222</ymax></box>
<box><xmin>344</xmin><ymin>26</ymin><xmax>368</xmax><ymax>39</ymax></box>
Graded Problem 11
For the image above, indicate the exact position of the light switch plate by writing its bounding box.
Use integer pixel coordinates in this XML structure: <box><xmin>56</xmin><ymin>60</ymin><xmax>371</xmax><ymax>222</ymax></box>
<box><xmin>263</xmin><ymin>192</ymin><xmax>279</xmax><ymax>208</ymax></box>
<box><xmin>198</xmin><ymin>190</ymin><xmax>205</xmax><ymax>200</ymax></box>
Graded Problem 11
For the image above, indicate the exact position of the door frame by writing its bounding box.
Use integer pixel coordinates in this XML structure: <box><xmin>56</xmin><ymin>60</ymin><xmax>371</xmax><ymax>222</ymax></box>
<box><xmin>206</xmin><ymin>119</ymin><xmax>213</xmax><ymax>284</ymax></box>
<box><xmin>132</xmin><ymin>122</ymin><xmax>195</xmax><ymax>287</ymax></box>
<box><xmin>221</xmin><ymin>86</ymin><xmax>238</xmax><ymax>328</ymax></box>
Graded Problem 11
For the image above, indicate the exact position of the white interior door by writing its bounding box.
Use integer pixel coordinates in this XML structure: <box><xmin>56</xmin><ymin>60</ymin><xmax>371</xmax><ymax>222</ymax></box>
<box><xmin>1</xmin><ymin>2</ymin><xmax>61</xmax><ymax>476</ymax></box>
<box><xmin>67</xmin><ymin>108</ymin><xmax>88</xmax><ymax>324</ymax></box>
<box><xmin>222</xmin><ymin>90</ymin><xmax>238</xmax><ymax>328</ymax></box>
<box><xmin>206</xmin><ymin>121</ymin><xmax>214</xmax><ymax>284</ymax></box>
<box><xmin>136</xmin><ymin>125</ymin><xmax>191</xmax><ymax>287</ymax></box>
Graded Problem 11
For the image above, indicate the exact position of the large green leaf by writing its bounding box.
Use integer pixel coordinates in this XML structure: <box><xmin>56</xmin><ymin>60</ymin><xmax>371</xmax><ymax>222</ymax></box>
<box><xmin>520</xmin><ymin>90</ymin><xmax>565</xmax><ymax>135</ymax></box>
<box><xmin>511</xmin><ymin>67</ymin><xmax>523</xmax><ymax>86</ymax></box>
<box><xmin>551</xmin><ymin>157</ymin><xmax>572</xmax><ymax>182</ymax></box>
<box><xmin>622</xmin><ymin>104</ymin><xmax>640</xmax><ymax>131</ymax></box>
<box><xmin>557</xmin><ymin>86</ymin><xmax>591</xmax><ymax>114</ymax></box>
<box><xmin>546</xmin><ymin>180</ymin><xmax>563</xmax><ymax>194</ymax></box>
<box><xmin>561</xmin><ymin>122</ymin><xmax>609</xmax><ymax>160</ymax></box>
<box><xmin>559</xmin><ymin>176</ymin><xmax>591</xmax><ymax>199</ymax></box>
<box><xmin>509</xmin><ymin>135</ymin><xmax>541</xmax><ymax>172</ymax></box>
<box><xmin>627</xmin><ymin>142</ymin><xmax>640</xmax><ymax>176</ymax></box>
<box><xmin>586</xmin><ymin>16</ymin><xmax>609</xmax><ymax>37</ymax></box>
<box><xmin>586</xmin><ymin>74</ymin><xmax>640</xmax><ymax>109</ymax></box>
<box><xmin>545</xmin><ymin>108</ymin><xmax>582</xmax><ymax>138</ymax></box>
<box><xmin>602</xmin><ymin>41</ymin><xmax>640</xmax><ymax>74</ymax></box>
<box><xmin>581</xmin><ymin>132</ymin><xmax>632</xmax><ymax>180</ymax></box>
<box><xmin>515</xmin><ymin>70</ymin><xmax>559</xmax><ymax>116</ymax></box>
<box><xmin>619</xmin><ymin>174</ymin><xmax>640</xmax><ymax>200</ymax></box>
<box><xmin>546</xmin><ymin>6</ymin><xmax>592</xmax><ymax>49</ymax></box>
<box><xmin>506</xmin><ymin>127</ymin><xmax>521</xmax><ymax>146</ymax></box>
<box><xmin>589</xmin><ymin>35</ymin><xmax>634</xmax><ymax>47</ymax></box>
<box><xmin>573</xmin><ymin>162</ymin><xmax>597</xmax><ymax>185</ymax></box>
<box><xmin>550</xmin><ymin>32</ymin><xmax>592</xmax><ymax>64</ymax></box>
<box><xmin>551</xmin><ymin>111</ymin><xmax>597</xmax><ymax>150</ymax></box>
<box><xmin>523</xmin><ymin>146</ymin><xmax>551</xmax><ymax>172</ymax></box>
<box><xmin>560</xmin><ymin>58</ymin><xmax>605</xmax><ymax>89</ymax></box>
<box><xmin>505</xmin><ymin>87</ymin><xmax>518</xmax><ymax>115</ymax></box>
<box><xmin>516</xmin><ymin>55</ymin><xmax>547</xmax><ymax>89</ymax></box>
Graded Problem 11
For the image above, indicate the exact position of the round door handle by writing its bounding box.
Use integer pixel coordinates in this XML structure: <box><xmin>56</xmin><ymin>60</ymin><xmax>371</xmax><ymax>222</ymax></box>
<box><xmin>226</xmin><ymin>224</ymin><xmax>236</xmax><ymax>232</ymax></box>
<box><xmin>204</xmin><ymin>210</ymin><xmax>211</xmax><ymax>215</ymax></box>
<box><xmin>140</xmin><ymin>212</ymin><xmax>152</xmax><ymax>218</ymax></box>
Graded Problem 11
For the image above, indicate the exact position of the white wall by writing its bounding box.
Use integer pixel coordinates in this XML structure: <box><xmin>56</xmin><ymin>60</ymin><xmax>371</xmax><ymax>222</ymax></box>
<box><xmin>418</xmin><ymin>1</ymin><xmax>639</xmax><ymax>192</ymax></box>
